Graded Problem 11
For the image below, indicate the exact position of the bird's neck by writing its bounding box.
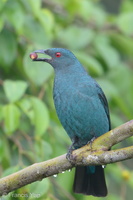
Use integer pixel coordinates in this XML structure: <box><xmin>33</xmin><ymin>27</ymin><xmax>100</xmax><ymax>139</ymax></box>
<box><xmin>53</xmin><ymin>63</ymin><xmax>90</xmax><ymax>94</ymax></box>
<box><xmin>54</xmin><ymin>61</ymin><xmax>87</xmax><ymax>80</ymax></box>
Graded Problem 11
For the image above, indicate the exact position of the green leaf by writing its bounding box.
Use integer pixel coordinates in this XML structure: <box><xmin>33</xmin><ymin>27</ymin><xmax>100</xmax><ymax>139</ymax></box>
<box><xmin>0</xmin><ymin>16</ymin><xmax>4</xmax><ymax>31</ymax></box>
<box><xmin>23</xmin><ymin>16</ymin><xmax>51</xmax><ymax>46</ymax></box>
<box><xmin>72</xmin><ymin>0</ymin><xmax>94</xmax><ymax>21</ymax></box>
<box><xmin>111</xmin><ymin>113</ymin><xmax>125</xmax><ymax>128</ymax></box>
<box><xmin>104</xmin><ymin>194</ymin><xmax>121</xmax><ymax>200</ymax></box>
<box><xmin>107</xmin><ymin>64</ymin><xmax>132</xmax><ymax>93</ymax></box>
<box><xmin>23</xmin><ymin>47</ymin><xmax>53</xmax><ymax>86</ymax></box>
<box><xmin>0</xmin><ymin>29</ymin><xmax>17</xmax><ymax>68</ymax></box>
<box><xmin>96</xmin><ymin>79</ymin><xmax>118</xmax><ymax>100</ymax></box>
<box><xmin>37</xmin><ymin>9</ymin><xmax>54</xmax><ymax>37</ymax></box>
<box><xmin>91</xmin><ymin>7</ymin><xmax>106</xmax><ymax>27</ymax></box>
<box><xmin>57</xmin><ymin>26</ymin><xmax>94</xmax><ymax>49</ymax></box>
<box><xmin>116</xmin><ymin>13</ymin><xmax>133</xmax><ymax>35</ymax></box>
<box><xmin>3</xmin><ymin>80</ymin><xmax>28</xmax><ymax>103</ymax></box>
<box><xmin>0</xmin><ymin>135</ymin><xmax>11</xmax><ymax>167</ymax></box>
<box><xmin>18</xmin><ymin>97</ymin><xmax>32</xmax><ymax>115</ymax></box>
<box><xmin>5</xmin><ymin>0</ymin><xmax>25</xmax><ymax>34</ymax></box>
<box><xmin>3</xmin><ymin>104</ymin><xmax>21</xmax><ymax>135</ymax></box>
<box><xmin>30</xmin><ymin>97</ymin><xmax>49</xmax><ymax>136</ymax></box>
<box><xmin>18</xmin><ymin>97</ymin><xmax>34</xmax><ymax>122</ymax></box>
<box><xmin>0</xmin><ymin>140</ymin><xmax>4</xmax><ymax>162</ymax></box>
<box><xmin>65</xmin><ymin>0</ymin><xmax>83</xmax><ymax>16</ymax></box>
<box><xmin>126</xmin><ymin>79</ymin><xmax>133</xmax><ymax>112</ymax></box>
<box><xmin>2</xmin><ymin>166</ymin><xmax>20</xmax><ymax>177</ymax></box>
<box><xmin>95</xmin><ymin>40</ymin><xmax>120</xmax><ymax>68</ymax></box>
<box><xmin>0</xmin><ymin>104</ymin><xmax>3</xmax><ymax>121</ymax></box>
<box><xmin>121</xmin><ymin>1</ymin><xmax>133</xmax><ymax>13</ymax></box>
<box><xmin>28</xmin><ymin>179</ymin><xmax>50</xmax><ymax>198</ymax></box>
<box><xmin>28</xmin><ymin>0</ymin><xmax>41</xmax><ymax>16</ymax></box>
<box><xmin>76</xmin><ymin>52</ymin><xmax>104</xmax><ymax>76</ymax></box>
<box><xmin>0</xmin><ymin>0</ymin><xmax>7</xmax><ymax>12</ymax></box>
<box><xmin>113</xmin><ymin>96</ymin><xmax>133</xmax><ymax>119</ymax></box>
<box><xmin>35</xmin><ymin>140</ymin><xmax>53</xmax><ymax>161</ymax></box>
<box><xmin>110</xmin><ymin>33</ymin><xmax>133</xmax><ymax>56</ymax></box>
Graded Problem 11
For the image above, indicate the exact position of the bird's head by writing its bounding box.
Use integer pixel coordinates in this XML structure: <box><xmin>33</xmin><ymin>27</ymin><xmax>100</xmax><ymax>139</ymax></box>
<box><xmin>30</xmin><ymin>48</ymin><xmax>78</xmax><ymax>69</ymax></box>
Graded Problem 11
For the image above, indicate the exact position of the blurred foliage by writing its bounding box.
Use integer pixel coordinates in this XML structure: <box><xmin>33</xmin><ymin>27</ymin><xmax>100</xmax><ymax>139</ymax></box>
<box><xmin>0</xmin><ymin>0</ymin><xmax>133</xmax><ymax>200</ymax></box>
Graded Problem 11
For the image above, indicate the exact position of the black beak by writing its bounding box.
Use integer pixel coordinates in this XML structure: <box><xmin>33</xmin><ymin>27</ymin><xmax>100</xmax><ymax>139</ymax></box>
<box><xmin>30</xmin><ymin>49</ymin><xmax>51</xmax><ymax>62</ymax></box>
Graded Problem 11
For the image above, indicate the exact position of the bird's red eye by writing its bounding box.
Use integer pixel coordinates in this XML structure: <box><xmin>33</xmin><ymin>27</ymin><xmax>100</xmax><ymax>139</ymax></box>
<box><xmin>55</xmin><ymin>52</ymin><xmax>61</xmax><ymax>57</ymax></box>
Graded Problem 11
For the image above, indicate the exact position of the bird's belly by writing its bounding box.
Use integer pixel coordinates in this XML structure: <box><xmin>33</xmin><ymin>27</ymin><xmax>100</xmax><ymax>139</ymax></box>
<box><xmin>54</xmin><ymin>93</ymin><xmax>109</xmax><ymax>148</ymax></box>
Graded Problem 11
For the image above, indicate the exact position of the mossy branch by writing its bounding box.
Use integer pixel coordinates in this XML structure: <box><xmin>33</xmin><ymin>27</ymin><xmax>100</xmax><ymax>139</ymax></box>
<box><xmin>0</xmin><ymin>120</ymin><xmax>133</xmax><ymax>196</ymax></box>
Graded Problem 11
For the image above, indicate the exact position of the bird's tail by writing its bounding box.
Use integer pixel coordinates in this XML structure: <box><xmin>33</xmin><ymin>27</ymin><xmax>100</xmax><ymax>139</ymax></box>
<box><xmin>73</xmin><ymin>165</ymin><xmax>107</xmax><ymax>197</ymax></box>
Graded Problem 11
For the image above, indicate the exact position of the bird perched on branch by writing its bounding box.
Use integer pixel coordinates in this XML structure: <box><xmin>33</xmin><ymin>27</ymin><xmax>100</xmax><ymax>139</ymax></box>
<box><xmin>30</xmin><ymin>48</ymin><xmax>111</xmax><ymax>197</ymax></box>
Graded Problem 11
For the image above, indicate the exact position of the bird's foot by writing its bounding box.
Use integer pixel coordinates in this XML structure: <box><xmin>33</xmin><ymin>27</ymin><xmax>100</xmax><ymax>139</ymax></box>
<box><xmin>87</xmin><ymin>136</ymin><xmax>96</xmax><ymax>149</ymax></box>
<box><xmin>66</xmin><ymin>145</ymin><xmax>75</xmax><ymax>164</ymax></box>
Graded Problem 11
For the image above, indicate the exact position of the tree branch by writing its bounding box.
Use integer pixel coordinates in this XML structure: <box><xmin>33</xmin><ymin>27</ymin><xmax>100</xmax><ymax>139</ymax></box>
<box><xmin>0</xmin><ymin>120</ymin><xmax>133</xmax><ymax>196</ymax></box>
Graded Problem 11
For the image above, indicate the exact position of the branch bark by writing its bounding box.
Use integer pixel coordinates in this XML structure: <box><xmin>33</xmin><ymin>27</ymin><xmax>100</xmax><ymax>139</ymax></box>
<box><xmin>0</xmin><ymin>120</ymin><xmax>133</xmax><ymax>196</ymax></box>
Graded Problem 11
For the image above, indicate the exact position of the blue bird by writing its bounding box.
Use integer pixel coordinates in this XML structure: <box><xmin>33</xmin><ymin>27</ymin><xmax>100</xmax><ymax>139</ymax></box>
<box><xmin>31</xmin><ymin>48</ymin><xmax>111</xmax><ymax>197</ymax></box>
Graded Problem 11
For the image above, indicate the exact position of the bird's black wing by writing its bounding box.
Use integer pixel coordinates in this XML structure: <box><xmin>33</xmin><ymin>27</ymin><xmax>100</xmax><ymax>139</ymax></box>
<box><xmin>96</xmin><ymin>84</ymin><xmax>111</xmax><ymax>131</ymax></box>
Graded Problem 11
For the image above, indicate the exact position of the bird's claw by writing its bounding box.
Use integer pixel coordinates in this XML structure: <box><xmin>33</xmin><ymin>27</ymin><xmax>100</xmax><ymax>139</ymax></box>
<box><xmin>66</xmin><ymin>149</ymin><xmax>73</xmax><ymax>161</ymax></box>
<box><xmin>87</xmin><ymin>136</ymin><xmax>96</xmax><ymax>148</ymax></box>
<box><xmin>66</xmin><ymin>145</ymin><xmax>75</xmax><ymax>164</ymax></box>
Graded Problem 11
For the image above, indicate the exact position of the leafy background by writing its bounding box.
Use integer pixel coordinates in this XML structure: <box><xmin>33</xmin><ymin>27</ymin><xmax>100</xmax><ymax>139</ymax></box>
<box><xmin>0</xmin><ymin>0</ymin><xmax>133</xmax><ymax>200</ymax></box>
